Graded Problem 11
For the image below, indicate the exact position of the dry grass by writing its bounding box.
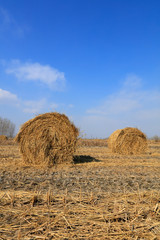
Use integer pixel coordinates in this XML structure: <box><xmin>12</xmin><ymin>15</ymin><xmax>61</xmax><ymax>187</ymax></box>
<box><xmin>0</xmin><ymin>189</ymin><xmax>159</xmax><ymax>239</ymax></box>
<box><xmin>77</xmin><ymin>138</ymin><xmax>108</xmax><ymax>147</ymax></box>
<box><xmin>0</xmin><ymin>138</ymin><xmax>160</xmax><ymax>239</ymax></box>
<box><xmin>0</xmin><ymin>135</ymin><xmax>8</xmax><ymax>141</ymax></box>
<box><xmin>108</xmin><ymin>128</ymin><xmax>147</xmax><ymax>155</ymax></box>
<box><xmin>15</xmin><ymin>112</ymin><xmax>79</xmax><ymax>166</ymax></box>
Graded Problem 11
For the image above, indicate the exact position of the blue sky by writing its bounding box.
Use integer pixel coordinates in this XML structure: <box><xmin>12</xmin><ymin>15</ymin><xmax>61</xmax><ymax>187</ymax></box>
<box><xmin>0</xmin><ymin>0</ymin><xmax>160</xmax><ymax>138</ymax></box>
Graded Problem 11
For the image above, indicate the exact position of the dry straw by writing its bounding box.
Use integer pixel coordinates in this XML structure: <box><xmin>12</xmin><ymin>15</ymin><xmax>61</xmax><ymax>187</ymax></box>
<box><xmin>15</xmin><ymin>112</ymin><xmax>79</xmax><ymax>166</ymax></box>
<box><xmin>108</xmin><ymin>127</ymin><xmax>147</xmax><ymax>155</ymax></box>
<box><xmin>0</xmin><ymin>135</ymin><xmax>8</xmax><ymax>141</ymax></box>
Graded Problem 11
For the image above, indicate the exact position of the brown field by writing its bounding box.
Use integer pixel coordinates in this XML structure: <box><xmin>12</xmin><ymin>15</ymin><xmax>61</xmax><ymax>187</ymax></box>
<box><xmin>0</xmin><ymin>138</ymin><xmax>160</xmax><ymax>239</ymax></box>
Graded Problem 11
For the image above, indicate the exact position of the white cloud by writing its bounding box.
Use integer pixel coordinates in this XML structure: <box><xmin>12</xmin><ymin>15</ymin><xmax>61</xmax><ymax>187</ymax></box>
<box><xmin>87</xmin><ymin>75</ymin><xmax>160</xmax><ymax>116</ymax></box>
<box><xmin>0</xmin><ymin>88</ymin><xmax>18</xmax><ymax>103</ymax></box>
<box><xmin>87</xmin><ymin>86</ymin><xmax>141</xmax><ymax>116</ymax></box>
<box><xmin>23</xmin><ymin>99</ymin><xmax>47</xmax><ymax>114</ymax></box>
<box><xmin>82</xmin><ymin>75</ymin><xmax>160</xmax><ymax>138</ymax></box>
<box><xmin>0</xmin><ymin>88</ymin><xmax>47</xmax><ymax>113</ymax></box>
<box><xmin>87</xmin><ymin>94</ymin><xmax>141</xmax><ymax>116</ymax></box>
<box><xmin>23</xmin><ymin>99</ymin><xmax>61</xmax><ymax>114</ymax></box>
<box><xmin>0</xmin><ymin>87</ymin><xmax>64</xmax><ymax>116</ymax></box>
<box><xmin>6</xmin><ymin>60</ymin><xmax>66</xmax><ymax>90</ymax></box>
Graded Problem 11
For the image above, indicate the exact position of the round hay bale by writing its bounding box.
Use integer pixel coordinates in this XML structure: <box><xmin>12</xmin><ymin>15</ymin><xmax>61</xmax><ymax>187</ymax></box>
<box><xmin>15</xmin><ymin>112</ymin><xmax>79</xmax><ymax>166</ymax></box>
<box><xmin>108</xmin><ymin>127</ymin><xmax>147</xmax><ymax>155</ymax></box>
<box><xmin>0</xmin><ymin>135</ymin><xmax>8</xmax><ymax>141</ymax></box>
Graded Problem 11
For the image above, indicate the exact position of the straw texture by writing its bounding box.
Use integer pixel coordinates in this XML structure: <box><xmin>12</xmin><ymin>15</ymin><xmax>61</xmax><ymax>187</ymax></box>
<box><xmin>15</xmin><ymin>112</ymin><xmax>79</xmax><ymax>166</ymax></box>
<box><xmin>108</xmin><ymin>127</ymin><xmax>147</xmax><ymax>155</ymax></box>
<box><xmin>0</xmin><ymin>135</ymin><xmax>8</xmax><ymax>141</ymax></box>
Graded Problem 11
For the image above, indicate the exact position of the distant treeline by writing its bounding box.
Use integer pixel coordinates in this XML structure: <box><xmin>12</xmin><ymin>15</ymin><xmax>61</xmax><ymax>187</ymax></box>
<box><xmin>0</xmin><ymin>117</ymin><xmax>15</xmax><ymax>138</ymax></box>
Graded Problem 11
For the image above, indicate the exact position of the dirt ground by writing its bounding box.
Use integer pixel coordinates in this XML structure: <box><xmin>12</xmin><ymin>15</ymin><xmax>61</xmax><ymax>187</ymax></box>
<box><xmin>0</xmin><ymin>139</ymin><xmax>160</xmax><ymax>239</ymax></box>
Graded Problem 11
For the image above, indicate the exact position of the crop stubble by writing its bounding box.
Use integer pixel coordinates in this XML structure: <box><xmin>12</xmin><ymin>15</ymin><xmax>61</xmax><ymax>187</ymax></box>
<box><xmin>0</xmin><ymin>139</ymin><xmax>160</xmax><ymax>239</ymax></box>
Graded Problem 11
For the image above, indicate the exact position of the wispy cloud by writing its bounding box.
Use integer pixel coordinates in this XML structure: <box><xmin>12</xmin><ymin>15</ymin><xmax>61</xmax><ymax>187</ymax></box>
<box><xmin>23</xmin><ymin>99</ymin><xmax>47</xmax><ymax>114</ymax></box>
<box><xmin>5</xmin><ymin>60</ymin><xmax>66</xmax><ymax>90</ymax></box>
<box><xmin>77</xmin><ymin>75</ymin><xmax>160</xmax><ymax>138</ymax></box>
<box><xmin>0</xmin><ymin>88</ymin><xmax>58</xmax><ymax>115</ymax></box>
<box><xmin>87</xmin><ymin>75</ymin><xmax>159</xmax><ymax>116</ymax></box>
<box><xmin>87</xmin><ymin>83</ymin><xmax>141</xmax><ymax>116</ymax></box>
<box><xmin>0</xmin><ymin>7</ymin><xmax>28</xmax><ymax>37</ymax></box>
<box><xmin>0</xmin><ymin>88</ymin><xmax>18</xmax><ymax>104</ymax></box>
<box><xmin>123</xmin><ymin>74</ymin><xmax>142</xmax><ymax>90</ymax></box>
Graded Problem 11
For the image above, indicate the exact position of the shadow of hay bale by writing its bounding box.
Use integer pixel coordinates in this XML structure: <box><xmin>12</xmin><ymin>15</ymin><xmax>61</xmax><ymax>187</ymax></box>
<box><xmin>73</xmin><ymin>155</ymin><xmax>100</xmax><ymax>164</ymax></box>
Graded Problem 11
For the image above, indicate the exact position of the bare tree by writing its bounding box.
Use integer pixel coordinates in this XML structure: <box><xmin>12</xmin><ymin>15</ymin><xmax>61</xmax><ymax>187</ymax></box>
<box><xmin>0</xmin><ymin>117</ymin><xmax>15</xmax><ymax>137</ymax></box>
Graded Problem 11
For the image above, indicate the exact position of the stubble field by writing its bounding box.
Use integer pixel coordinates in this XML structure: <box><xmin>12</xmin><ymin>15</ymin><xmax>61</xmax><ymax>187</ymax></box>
<box><xmin>0</xmin><ymin>138</ymin><xmax>160</xmax><ymax>239</ymax></box>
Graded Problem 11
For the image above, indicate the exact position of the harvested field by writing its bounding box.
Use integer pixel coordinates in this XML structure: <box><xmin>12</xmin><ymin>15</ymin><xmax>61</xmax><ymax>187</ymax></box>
<box><xmin>0</xmin><ymin>139</ymin><xmax>160</xmax><ymax>239</ymax></box>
